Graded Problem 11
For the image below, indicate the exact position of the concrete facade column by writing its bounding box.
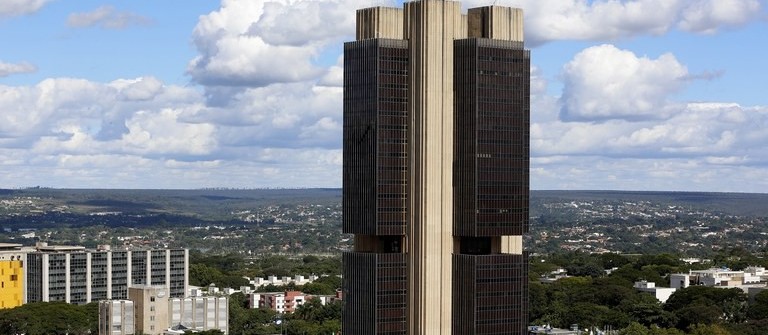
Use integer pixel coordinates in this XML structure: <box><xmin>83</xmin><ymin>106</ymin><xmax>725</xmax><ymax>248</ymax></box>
<box><xmin>404</xmin><ymin>1</ymin><xmax>464</xmax><ymax>334</ymax></box>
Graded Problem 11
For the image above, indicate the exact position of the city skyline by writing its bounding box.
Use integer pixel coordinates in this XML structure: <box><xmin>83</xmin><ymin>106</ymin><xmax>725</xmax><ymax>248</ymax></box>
<box><xmin>1</xmin><ymin>0</ymin><xmax>767</xmax><ymax>192</ymax></box>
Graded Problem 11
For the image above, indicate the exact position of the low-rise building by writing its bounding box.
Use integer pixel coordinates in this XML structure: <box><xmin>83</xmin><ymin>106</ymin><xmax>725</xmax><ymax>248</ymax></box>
<box><xmin>248</xmin><ymin>289</ymin><xmax>342</xmax><ymax>313</ymax></box>
<box><xmin>99</xmin><ymin>286</ymin><xmax>228</xmax><ymax>335</ymax></box>
<box><xmin>528</xmin><ymin>325</ymin><xmax>580</xmax><ymax>335</ymax></box>
<box><xmin>99</xmin><ymin>300</ymin><xmax>135</xmax><ymax>335</ymax></box>
<box><xmin>249</xmin><ymin>290</ymin><xmax>305</xmax><ymax>313</ymax></box>
<box><xmin>672</xmin><ymin>267</ymin><xmax>767</xmax><ymax>289</ymax></box>
<box><xmin>634</xmin><ymin>280</ymin><xmax>676</xmax><ymax>303</ymax></box>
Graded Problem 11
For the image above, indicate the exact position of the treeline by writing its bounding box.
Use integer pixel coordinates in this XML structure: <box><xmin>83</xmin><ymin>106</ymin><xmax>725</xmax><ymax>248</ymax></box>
<box><xmin>0</xmin><ymin>302</ymin><xmax>98</xmax><ymax>335</ymax></box>
<box><xmin>190</xmin><ymin>252</ymin><xmax>342</xmax><ymax>295</ymax></box>
<box><xmin>531</xmin><ymin>250</ymin><xmax>768</xmax><ymax>334</ymax></box>
<box><xmin>191</xmin><ymin>252</ymin><xmax>343</xmax><ymax>334</ymax></box>
<box><xmin>228</xmin><ymin>292</ymin><xmax>341</xmax><ymax>335</ymax></box>
<box><xmin>0</xmin><ymin>211</ymin><xmax>213</xmax><ymax>229</ymax></box>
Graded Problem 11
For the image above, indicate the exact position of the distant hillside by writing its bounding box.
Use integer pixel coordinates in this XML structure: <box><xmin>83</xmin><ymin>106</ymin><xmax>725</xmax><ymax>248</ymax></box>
<box><xmin>2</xmin><ymin>188</ymin><xmax>342</xmax><ymax>220</ymax></box>
<box><xmin>532</xmin><ymin>190</ymin><xmax>768</xmax><ymax>217</ymax></box>
<box><xmin>2</xmin><ymin>188</ymin><xmax>766</xmax><ymax>219</ymax></box>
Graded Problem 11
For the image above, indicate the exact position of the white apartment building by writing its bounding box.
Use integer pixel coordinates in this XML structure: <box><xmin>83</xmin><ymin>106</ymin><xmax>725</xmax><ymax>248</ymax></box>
<box><xmin>26</xmin><ymin>243</ymin><xmax>188</xmax><ymax>304</ymax></box>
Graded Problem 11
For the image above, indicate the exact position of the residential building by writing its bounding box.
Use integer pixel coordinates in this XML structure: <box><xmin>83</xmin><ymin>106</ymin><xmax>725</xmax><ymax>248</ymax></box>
<box><xmin>342</xmin><ymin>1</ymin><xmax>530</xmax><ymax>334</ymax></box>
<box><xmin>0</xmin><ymin>243</ymin><xmax>24</xmax><ymax>309</ymax></box>
<box><xmin>99</xmin><ymin>300</ymin><xmax>135</xmax><ymax>335</ymax></box>
<box><xmin>250</xmin><ymin>290</ymin><xmax>306</xmax><ymax>313</ymax></box>
<box><xmin>25</xmin><ymin>243</ymin><xmax>188</xmax><ymax>304</ymax></box>
<box><xmin>248</xmin><ymin>290</ymin><xmax>341</xmax><ymax>312</ymax></box>
<box><xmin>250</xmin><ymin>274</ymin><xmax>320</xmax><ymax>287</ymax></box>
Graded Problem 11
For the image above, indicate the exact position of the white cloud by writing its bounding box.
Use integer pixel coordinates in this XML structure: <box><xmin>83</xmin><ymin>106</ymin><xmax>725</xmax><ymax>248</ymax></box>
<box><xmin>531</xmin><ymin>156</ymin><xmax>768</xmax><ymax>192</ymax></box>
<box><xmin>0</xmin><ymin>60</ymin><xmax>37</xmax><ymax>77</ymax></box>
<box><xmin>67</xmin><ymin>6</ymin><xmax>151</xmax><ymax>29</ymax></box>
<box><xmin>0</xmin><ymin>78</ymin><xmax>111</xmax><ymax>138</ymax></box>
<box><xmin>0</xmin><ymin>73</ymin><xmax>345</xmax><ymax>188</ymax></box>
<box><xmin>2</xmin><ymin>0</ymin><xmax>766</xmax><ymax>190</ymax></box>
<box><xmin>535</xmin><ymin>102</ymin><xmax>768</xmax><ymax>158</ymax></box>
<box><xmin>531</xmin><ymin>100</ymin><xmax>768</xmax><ymax>191</ymax></box>
<box><xmin>462</xmin><ymin>0</ymin><xmax>763</xmax><ymax>45</ymax></box>
<box><xmin>187</xmin><ymin>83</ymin><xmax>342</xmax><ymax>149</ymax></box>
<box><xmin>247</xmin><ymin>0</ymin><xmax>357</xmax><ymax>46</ymax></box>
<box><xmin>110</xmin><ymin>77</ymin><xmax>164</xmax><ymax>101</ymax></box>
<box><xmin>0</xmin><ymin>0</ymin><xmax>51</xmax><ymax>18</ymax></box>
<box><xmin>560</xmin><ymin>44</ymin><xmax>688</xmax><ymax>121</ymax></box>
<box><xmin>187</xmin><ymin>0</ymin><xmax>388</xmax><ymax>87</ymax></box>
<box><xmin>121</xmin><ymin>109</ymin><xmax>217</xmax><ymax>156</ymax></box>
<box><xmin>318</xmin><ymin>55</ymin><xmax>344</xmax><ymax>87</ymax></box>
<box><xmin>679</xmin><ymin>0</ymin><xmax>762</xmax><ymax>34</ymax></box>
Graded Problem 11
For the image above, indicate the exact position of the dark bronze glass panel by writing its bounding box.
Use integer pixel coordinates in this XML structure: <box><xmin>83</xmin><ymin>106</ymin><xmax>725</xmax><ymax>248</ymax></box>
<box><xmin>454</xmin><ymin>38</ymin><xmax>530</xmax><ymax>237</ymax></box>
<box><xmin>343</xmin><ymin>252</ymin><xmax>408</xmax><ymax>335</ymax></box>
<box><xmin>453</xmin><ymin>253</ymin><xmax>529</xmax><ymax>335</ymax></box>
<box><xmin>343</xmin><ymin>39</ymin><xmax>409</xmax><ymax>237</ymax></box>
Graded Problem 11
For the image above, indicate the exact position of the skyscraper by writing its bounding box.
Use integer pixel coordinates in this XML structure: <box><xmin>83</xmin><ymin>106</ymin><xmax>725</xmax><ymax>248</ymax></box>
<box><xmin>343</xmin><ymin>1</ymin><xmax>530</xmax><ymax>334</ymax></box>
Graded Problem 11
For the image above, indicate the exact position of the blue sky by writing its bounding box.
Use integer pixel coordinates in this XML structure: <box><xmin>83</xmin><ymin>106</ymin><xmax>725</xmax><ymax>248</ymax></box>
<box><xmin>0</xmin><ymin>0</ymin><xmax>766</xmax><ymax>192</ymax></box>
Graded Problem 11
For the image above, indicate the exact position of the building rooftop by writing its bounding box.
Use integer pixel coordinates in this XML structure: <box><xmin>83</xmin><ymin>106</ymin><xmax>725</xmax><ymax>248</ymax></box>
<box><xmin>35</xmin><ymin>245</ymin><xmax>87</xmax><ymax>252</ymax></box>
<box><xmin>0</xmin><ymin>243</ymin><xmax>23</xmax><ymax>251</ymax></box>
<box><xmin>528</xmin><ymin>326</ymin><xmax>580</xmax><ymax>335</ymax></box>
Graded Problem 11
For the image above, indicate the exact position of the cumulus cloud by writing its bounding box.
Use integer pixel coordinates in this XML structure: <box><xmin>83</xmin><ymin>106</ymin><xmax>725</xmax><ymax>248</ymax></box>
<box><xmin>560</xmin><ymin>44</ymin><xmax>688</xmax><ymax>121</ymax></box>
<box><xmin>187</xmin><ymin>0</ymin><xmax>389</xmax><ymax>87</ymax></box>
<box><xmin>187</xmin><ymin>0</ymin><xmax>763</xmax><ymax>87</ymax></box>
<box><xmin>110</xmin><ymin>77</ymin><xmax>164</xmax><ymax>101</ymax></box>
<box><xmin>0</xmin><ymin>72</ymin><xmax>345</xmax><ymax>188</ymax></box>
<box><xmin>532</xmin><ymin>155</ymin><xmax>768</xmax><ymax>192</ymax></box>
<box><xmin>186</xmin><ymin>83</ymin><xmax>342</xmax><ymax>149</ymax></box>
<box><xmin>67</xmin><ymin>6</ymin><xmax>151</xmax><ymax>29</ymax></box>
<box><xmin>461</xmin><ymin>0</ymin><xmax>763</xmax><ymax>45</ymax></box>
<box><xmin>0</xmin><ymin>0</ymin><xmax>51</xmax><ymax>18</ymax></box>
<box><xmin>0</xmin><ymin>60</ymin><xmax>37</xmax><ymax>77</ymax></box>
<box><xmin>247</xmin><ymin>0</ymin><xmax>357</xmax><ymax>46</ymax></box>
<box><xmin>678</xmin><ymin>0</ymin><xmax>762</xmax><ymax>34</ymax></box>
<box><xmin>2</xmin><ymin>0</ymin><xmax>766</xmax><ymax>190</ymax></box>
<box><xmin>0</xmin><ymin>78</ymin><xmax>110</xmax><ymax>138</ymax></box>
<box><xmin>121</xmin><ymin>109</ymin><xmax>217</xmax><ymax>156</ymax></box>
<box><xmin>531</xmin><ymin>104</ymin><xmax>768</xmax><ymax>191</ymax></box>
<box><xmin>532</xmin><ymin>97</ymin><xmax>768</xmax><ymax>190</ymax></box>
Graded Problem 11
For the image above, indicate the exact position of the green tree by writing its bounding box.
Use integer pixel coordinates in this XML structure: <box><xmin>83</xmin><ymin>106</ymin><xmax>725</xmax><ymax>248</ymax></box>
<box><xmin>648</xmin><ymin>325</ymin><xmax>684</xmax><ymax>335</ymax></box>
<box><xmin>664</xmin><ymin>286</ymin><xmax>746</xmax><ymax>328</ymax></box>
<box><xmin>674</xmin><ymin>304</ymin><xmax>722</xmax><ymax>330</ymax></box>
<box><xmin>0</xmin><ymin>302</ymin><xmax>93</xmax><ymax>335</ymax></box>
<box><xmin>301</xmin><ymin>281</ymin><xmax>334</xmax><ymax>295</ymax></box>
<box><xmin>189</xmin><ymin>263</ymin><xmax>224</xmax><ymax>287</ymax></box>
<box><xmin>188</xmin><ymin>330</ymin><xmax>225</xmax><ymax>335</ymax></box>
<box><xmin>621</xmin><ymin>294</ymin><xmax>676</xmax><ymax>329</ymax></box>
<box><xmin>619</xmin><ymin>322</ymin><xmax>650</xmax><ymax>335</ymax></box>
<box><xmin>687</xmin><ymin>324</ymin><xmax>733</xmax><ymax>335</ymax></box>
<box><xmin>747</xmin><ymin>290</ymin><xmax>768</xmax><ymax>320</ymax></box>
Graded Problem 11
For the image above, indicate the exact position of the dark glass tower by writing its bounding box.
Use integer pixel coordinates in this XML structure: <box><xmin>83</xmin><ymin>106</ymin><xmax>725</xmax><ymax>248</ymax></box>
<box><xmin>343</xmin><ymin>2</ymin><xmax>529</xmax><ymax>334</ymax></box>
